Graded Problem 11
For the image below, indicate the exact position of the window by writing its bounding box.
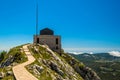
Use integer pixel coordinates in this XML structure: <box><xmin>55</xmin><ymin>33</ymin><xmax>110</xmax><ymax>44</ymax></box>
<box><xmin>56</xmin><ymin>38</ymin><xmax>58</xmax><ymax>44</ymax></box>
<box><xmin>37</xmin><ymin>38</ymin><xmax>39</xmax><ymax>43</ymax></box>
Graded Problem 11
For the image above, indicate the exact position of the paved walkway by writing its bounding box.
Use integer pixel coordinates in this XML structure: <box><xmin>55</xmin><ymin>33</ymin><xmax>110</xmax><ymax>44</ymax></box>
<box><xmin>12</xmin><ymin>45</ymin><xmax>38</xmax><ymax>80</ymax></box>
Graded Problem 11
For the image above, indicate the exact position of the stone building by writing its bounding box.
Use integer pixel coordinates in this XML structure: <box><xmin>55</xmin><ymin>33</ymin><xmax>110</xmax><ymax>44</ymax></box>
<box><xmin>34</xmin><ymin>28</ymin><xmax>61</xmax><ymax>53</ymax></box>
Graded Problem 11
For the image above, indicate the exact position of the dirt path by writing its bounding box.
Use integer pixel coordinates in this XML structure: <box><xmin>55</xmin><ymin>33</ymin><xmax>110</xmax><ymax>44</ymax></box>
<box><xmin>12</xmin><ymin>45</ymin><xmax>38</xmax><ymax>80</ymax></box>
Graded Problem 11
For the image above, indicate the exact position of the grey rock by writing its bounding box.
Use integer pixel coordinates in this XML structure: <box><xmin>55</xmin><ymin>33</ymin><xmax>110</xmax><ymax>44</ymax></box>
<box><xmin>49</xmin><ymin>61</ymin><xmax>64</xmax><ymax>76</ymax></box>
<box><xmin>34</xmin><ymin>64</ymin><xmax>44</xmax><ymax>72</ymax></box>
<box><xmin>6</xmin><ymin>71</ymin><xmax>13</xmax><ymax>76</ymax></box>
<box><xmin>42</xmin><ymin>59</ymin><xmax>50</xmax><ymax>67</ymax></box>
<box><xmin>0</xmin><ymin>72</ymin><xmax>5</xmax><ymax>79</ymax></box>
<box><xmin>0</xmin><ymin>56</ymin><xmax>14</xmax><ymax>68</ymax></box>
<box><xmin>30</xmin><ymin>64</ymin><xmax>44</xmax><ymax>75</ymax></box>
<box><xmin>69</xmin><ymin>59</ymin><xmax>77</xmax><ymax>65</ymax></box>
<box><xmin>11</xmin><ymin>62</ymin><xmax>18</xmax><ymax>66</ymax></box>
<box><xmin>56</xmin><ymin>77</ymin><xmax>63</xmax><ymax>80</ymax></box>
<box><xmin>33</xmin><ymin>68</ymin><xmax>40</xmax><ymax>75</ymax></box>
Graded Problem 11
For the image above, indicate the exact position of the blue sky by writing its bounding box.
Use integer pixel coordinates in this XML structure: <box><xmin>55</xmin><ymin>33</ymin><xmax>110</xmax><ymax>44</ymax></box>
<box><xmin>0</xmin><ymin>0</ymin><xmax>120</xmax><ymax>52</ymax></box>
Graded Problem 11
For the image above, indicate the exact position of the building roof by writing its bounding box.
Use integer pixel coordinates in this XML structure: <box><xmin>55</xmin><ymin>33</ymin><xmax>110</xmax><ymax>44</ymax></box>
<box><xmin>40</xmin><ymin>28</ymin><xmax>54</xmax><ymax>35</ymax></box>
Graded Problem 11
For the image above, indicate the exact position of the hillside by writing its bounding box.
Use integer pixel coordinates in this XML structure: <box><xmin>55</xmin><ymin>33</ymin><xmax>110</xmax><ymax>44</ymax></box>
<box><xmin>70</xmin><ymin>53</ymin><xmax>120</xmax><ymax>80</ymax></box>
<box><xmin>0</xmin><ymin>44</ymin><xmax>101</xmax><ymax>80</ymax></box>
<box><xmin>0</xmin><ymin>45</ymin><xmax>27</xmax><ymax>79</ymax></box>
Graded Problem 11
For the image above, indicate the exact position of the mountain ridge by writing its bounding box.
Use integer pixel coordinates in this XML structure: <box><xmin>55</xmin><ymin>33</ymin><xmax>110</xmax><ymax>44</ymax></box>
<box><xmin>70</xmin><ymin>52</ymin><xmax>120</xmax><ymax>80</ymax></box>
<box><xmin>0</xmin><ymin>44</ymin><xmax>101</xmax><ymax>80</ymax></box>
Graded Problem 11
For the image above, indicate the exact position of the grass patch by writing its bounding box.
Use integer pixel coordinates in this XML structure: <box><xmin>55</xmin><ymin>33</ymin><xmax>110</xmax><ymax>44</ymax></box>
<box><xmin>2</xmin><ymin>45</ymin><xmax>27</xmax><ymax>64</ymax></box>
<box><xmin>0</xmin><ymin>51</ymin><xmax>7</xmax><ymax>63</ymax></box>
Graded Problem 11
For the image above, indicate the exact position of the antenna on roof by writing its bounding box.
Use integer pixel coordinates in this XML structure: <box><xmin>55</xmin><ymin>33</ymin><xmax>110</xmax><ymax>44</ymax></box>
<box><xmin>36</xmin><ymin>0</ymin><xmax>38</xmax><ymax>35</ymax></box>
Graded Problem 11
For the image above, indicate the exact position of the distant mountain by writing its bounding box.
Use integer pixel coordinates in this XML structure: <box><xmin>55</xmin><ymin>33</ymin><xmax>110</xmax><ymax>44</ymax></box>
<box><xmin>70</xmin><ymin>52</ymin><xmax>120</xmax><ymax>80</ymax></box>
<box><xmin>69</xmin><ymin>51</ymin><xmax>120</xmax><ymax>61</ymax></box>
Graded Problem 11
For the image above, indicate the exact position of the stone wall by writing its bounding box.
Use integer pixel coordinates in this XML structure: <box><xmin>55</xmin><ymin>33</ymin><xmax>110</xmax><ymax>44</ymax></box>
<box><xmin>34</xmin><ymin>35</ymin><xmax>61</xmax><ymax>53</ymax></box>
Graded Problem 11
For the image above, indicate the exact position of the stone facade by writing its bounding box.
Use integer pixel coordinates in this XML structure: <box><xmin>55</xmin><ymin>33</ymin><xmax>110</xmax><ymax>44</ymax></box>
<box><xmin>34</xmin><ymin>28</ymin><xmax>61</xmax><ymax>53</ymax></box>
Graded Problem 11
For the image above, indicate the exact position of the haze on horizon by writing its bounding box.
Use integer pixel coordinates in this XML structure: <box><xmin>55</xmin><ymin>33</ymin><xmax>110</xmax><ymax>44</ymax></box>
<box><xmin>0</xmin><ymin>0</ymin><xmax>120</xmax><ymax>53</ymax></box>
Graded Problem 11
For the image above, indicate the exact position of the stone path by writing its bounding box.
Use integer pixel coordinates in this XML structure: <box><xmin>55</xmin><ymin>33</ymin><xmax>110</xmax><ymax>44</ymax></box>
<box><xmin>12</xmin><ymin>45</ymin><xmax>38</xmax><ymax>80</ymax></box>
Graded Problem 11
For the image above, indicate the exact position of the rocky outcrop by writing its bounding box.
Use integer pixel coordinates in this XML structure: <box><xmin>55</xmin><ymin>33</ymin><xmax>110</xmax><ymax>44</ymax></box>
<box><xmin>49</xmin><ymin>61</ymin><xmax>64</xmax><ymax>76</ymax></box>
<box><xmin>74</xmin><ymin>66</ymin><xmax>101</xmax><ymax>80</ymax></box>
<box><xmin>28</xmin><ymin>64</ymin><xmax>44</xmax><ymax>75</ymax></box>
<box><xmin>27</xmin><ymin>44</ymin><xmax>84</xmax><ymax>80</ymax></box>
<box><xmin>0</xmin><ymin>56</ymin><xmax>14</xmax><ymax>68</ymax></box>
<box><xmin>27</xmin><ymin>44</ymin><xmax>101</xmax><ymax>80</ymax></box>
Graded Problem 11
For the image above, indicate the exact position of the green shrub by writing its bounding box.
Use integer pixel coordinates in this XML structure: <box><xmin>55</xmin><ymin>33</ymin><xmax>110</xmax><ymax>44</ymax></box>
<box><xmin>0</xmin><ymin>51</ymin><xmax>7</xmax><ymax>63</ymax></box>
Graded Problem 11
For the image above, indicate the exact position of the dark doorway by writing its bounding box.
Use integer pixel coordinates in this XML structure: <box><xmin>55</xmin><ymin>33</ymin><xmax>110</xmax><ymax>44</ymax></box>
<box><xmin>37</xmin><ymin>38</ymin><xmax>39</xmax><ymax>43</ymax></box>
<box><xmin>56</xmin><ymin>46</ymin><xmax>59</xmax><ymax>49</ymax></box>
<box><xmin>56</xmin><ymin>38</ymin><xmax>58</xmax><ymax>44</ymax></box>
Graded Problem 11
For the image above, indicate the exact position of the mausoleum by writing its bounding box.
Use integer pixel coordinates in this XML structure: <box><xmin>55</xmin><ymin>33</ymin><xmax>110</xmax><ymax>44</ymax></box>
<box><xmin>34</xmin><ymin>28</ymin><xmax>61</xmax><ymax>53</ymax></box>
